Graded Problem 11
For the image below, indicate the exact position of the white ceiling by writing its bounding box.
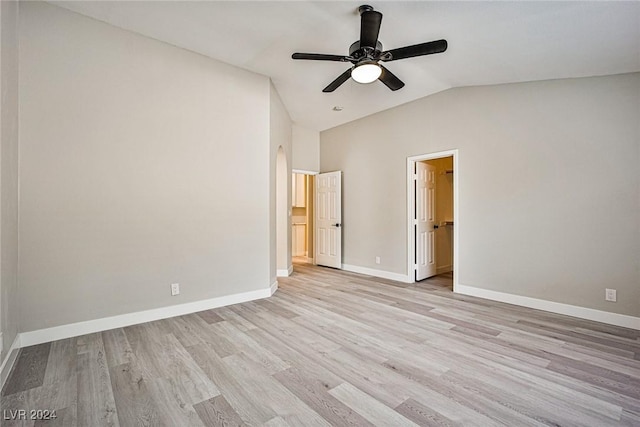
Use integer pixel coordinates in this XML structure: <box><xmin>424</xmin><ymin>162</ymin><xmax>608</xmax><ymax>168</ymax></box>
<box><xmin>51</xmin><ymin>1</ymin><xmax>640</xmax><ymax>131</ymax></box>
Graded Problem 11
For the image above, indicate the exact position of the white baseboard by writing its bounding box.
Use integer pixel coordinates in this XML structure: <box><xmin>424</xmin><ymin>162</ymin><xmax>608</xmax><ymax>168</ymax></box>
<box><xmin>1</xmin><ymin>334</ymin><xmax>21</xmax><ymax>390</ymax></box>
<box><xmin>270</xmin><ymin>280</ymin><xmax>279</xmax><ymax>295</ymax></box>
<box><xmin>456</xmin><ymin>283</ymin><xmax>640</xmax><ymax>330</ymax></box>
<box><xmin>20</xmin><ymin>285</ymin><xmax>276</xmax><ymax>348</ymax></box>
<box><xmin>342</xmin><ymin>264</ymin><xmax>411</xmax><ymax>283</ymax></box>
<box><xmin>277</xmin><ymin>265</ymin><xmax>293</xmax><ymax>277</ymax></box>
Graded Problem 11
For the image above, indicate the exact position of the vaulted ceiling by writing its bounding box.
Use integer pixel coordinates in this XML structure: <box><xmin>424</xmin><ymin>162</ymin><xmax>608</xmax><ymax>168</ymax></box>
<box><xmin>51</xmin><ymin>1</ymin><xmax>640</xmax><ymax>131</ymax></box>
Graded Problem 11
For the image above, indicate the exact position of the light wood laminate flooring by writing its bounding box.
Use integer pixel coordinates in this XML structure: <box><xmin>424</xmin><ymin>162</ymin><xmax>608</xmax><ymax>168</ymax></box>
<box><xmin>2</xmin><ymin>263</ymin><xmax>640</xmax><ymax>426</ymax></box>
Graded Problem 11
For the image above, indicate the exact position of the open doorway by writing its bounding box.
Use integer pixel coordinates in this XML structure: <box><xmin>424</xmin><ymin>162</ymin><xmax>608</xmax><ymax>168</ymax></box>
<box><xmin>407</xmin><ymin>150</ymin><xmax>458</xmax><ymax>290</ymax></box>
<box><xmin>291</xmin><ymin>171</ymin><xmax>315</xmax><ymax>267</ymax></box>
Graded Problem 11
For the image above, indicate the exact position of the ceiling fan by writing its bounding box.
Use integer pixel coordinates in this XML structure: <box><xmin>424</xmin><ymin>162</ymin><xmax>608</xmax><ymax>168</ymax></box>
<box><xmin>292</xmin><ymin>5</ymin><xmax>447</xmax><ymax>93</ymax></box>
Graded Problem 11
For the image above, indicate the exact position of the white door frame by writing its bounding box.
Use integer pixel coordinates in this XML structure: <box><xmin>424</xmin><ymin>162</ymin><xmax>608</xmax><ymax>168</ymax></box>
<box><xmin>407</xmin><ymin>149</ymin><xmax>459</xmax><ymax>291</ymax></box>
<box><xmin>292</xmin><ymin>169</ymin><xmax>319</xmax><ymax>176</ymax></box>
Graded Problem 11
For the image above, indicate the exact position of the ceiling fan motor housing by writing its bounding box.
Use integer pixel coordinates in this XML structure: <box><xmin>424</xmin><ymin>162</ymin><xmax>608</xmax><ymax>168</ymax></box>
<box><xmin>349</xmin><ymin>40</ymin><xmax>383</xmax><ymax>60</ymax></box>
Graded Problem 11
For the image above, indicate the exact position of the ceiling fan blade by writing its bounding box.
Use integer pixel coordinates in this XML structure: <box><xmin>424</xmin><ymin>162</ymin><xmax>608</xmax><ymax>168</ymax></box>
<box><xmin>360</xmin><ymin>10</ymin><xmax>383</xmax><ymax>49</ymax></box>
<box><xmin>378</xmin><ymin>65</ymin><xmax>404</xmax><ymax>91</ymax></box>
<box><xmin>382</xmin><ymin>39</ymin><xmax>448</xmax><ymax>62</ymax></box>
<box><xmin>323</xmin><ymin>68</ymin><xmax>352</xmax><ymax>92</ymax></box>
<box><xmin>292</xmin><ymin>53</ymin><xmax>349</xmax><ymax>62</ymax></box>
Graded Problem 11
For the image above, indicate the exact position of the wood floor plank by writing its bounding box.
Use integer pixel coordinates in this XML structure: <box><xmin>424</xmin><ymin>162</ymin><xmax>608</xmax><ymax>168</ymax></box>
<box><xmin>181</xmin><ymin>315</ymin><xmax>239</xmax><ymax>358</ymax></box>
<box><xmin>565</xmin><ymin>342</ymin><xmax>640</xmax><ymax>377</ymax></box>
<box><xmin>155</xmin><ymin>333</ymin><xmax>220</xmax><ymax>405</ymax></box>
<box><xmin>185</xmin><ymin>342</ymin><xmax>277</xmax><ymax>425</ymax></box>
<box><xmin>3</xmin><ymin>263</ymin><xmax>640</xmax><ymax>426</ymax></box>
<box><xmin>620</xmin><ymin>408</ymin><xmax>640</xmax><ymax>426</ymax></box>
<box><xmin>196</xmin><ymin>309</ymin><xmax>225</xmax><ymax>324</ymax></box>
<box><xmin>386</xmin><ymin>359</ymin><xmax>546</xmax><ymax>427</ymax></box>
<box><xmin>2</xmin><ymin>343</ymin><xmax>51</xmax><ymax>396</ymax></box>
<box><xmin>123</xmin><ymin>323</ymin><xmax>220</xmax><ymax>405</ymax></box>
<box><xmin>77</xmin><ymin>349</ymin><xmax>119</xmax><ymax>427</ymax></box>
<box><xmin>214</xmin><ymin>306</ymin><xmax>258</xmax><ymax>332</ymax></box>
<box><xmin>244</xmin><ymin>327</ymin><xmax>346</xmax><ymax>391</ymax></box>
<box><xmin>253</xmin><ymin>298</ymin><xmax>299</xmax><ymax>319</ymax></box>
<box><xmin>161</xmin><ymin>315</ymin><xmax>205</xmax><ymax>348</ymax></box>
<box><xmin>451</xmin><ymin>349</ymin><xmax>626</xmax><ymax>423</ymax></box>
<box><xmin>262</xmin><ymin>416</ymin><xmax>293</xmax><ymax>427</ymax></box>
<box><xmin>209</xmin><ymin>319</ymin><xmax>289</xmax><ymax>375</ymax></box>
<box><xmin>145</xmin><ymin>377</ymin><xmax>206</xmax><ymax>426</ymax></box>
<box><xmin>193</xmin><ymin>394</ymin><xmax>246</xmax><ymax>426</ymax></box>
<box><xmin>273</xmin><ymin>367</ymin><xmax>375</xmax><ymax>427</ymax></box>
<box><xmin>547</xmin><ymin>360</ymin><xmax>640</xmax><ymax>399</ymax></box>
<box><xmin>43</xmin><ymin>338</ymin><xmax>77</xmax><ymax>386</ymax></box>
<box><xmin>102</xmin><ymin>328</ymin><xmax>134</xmax><ymax>369</ymax></box>
<box><xmin>518</xmin><ymin>319</ymin><xmax>640</xmax><ymax>355</ymax></box>
<box><xmin>109</xmin><ymin>362</ymin><xmax>163</xmax><ymax>427</ymax></box>
<box><xmin>328</xmin><ymin>383</ymin><xmax>418</xmax><ymax>427</ymax></box>
<box><xmin>394</xmin><ymin>398</ymin><xmax>458</xmax><ymax>427</ymax></box>
<box><xmin>222</xmin><ymin>352</ymin><xmax>331</xmax><ymax>426</ymax></box>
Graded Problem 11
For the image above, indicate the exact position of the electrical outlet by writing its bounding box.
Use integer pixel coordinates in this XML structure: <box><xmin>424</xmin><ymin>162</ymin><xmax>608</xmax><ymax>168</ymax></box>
<box><xmin>375</xmin><ymin>256</ymin><xmax>381</xmax><ymax>265</ymax></box>
<box><xmin>605</xmin><ymin>288</ymin><xmax>616</xmax><ymax>302</ymax></box>
<box><xmin>171</xmin><ymin>283</ymin><xmax>180</xmax><ymax>296</ymax></box>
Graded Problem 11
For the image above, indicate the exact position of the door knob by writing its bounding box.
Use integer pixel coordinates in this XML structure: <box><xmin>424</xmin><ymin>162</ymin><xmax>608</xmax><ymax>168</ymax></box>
<box><xmin>334</xmin><ymin>223</ymin><xmax>341</xmax><ymax>228</ymax></box>
<box><xmin>433</xmin><ymin>224</ymin><xmax>439</xmax><ymax>230</ymax></box>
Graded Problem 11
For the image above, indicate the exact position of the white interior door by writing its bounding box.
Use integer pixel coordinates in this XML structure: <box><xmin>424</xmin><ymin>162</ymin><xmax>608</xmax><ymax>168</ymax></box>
<box><xmin>416</xmin><ymin>162</ymin><xmax>437</xmax><ymax>280</ymax></box>
<box><xmin>315</xmin><ymin>171</ymin><xmax>342</xmax><ymax>268</ymax></box>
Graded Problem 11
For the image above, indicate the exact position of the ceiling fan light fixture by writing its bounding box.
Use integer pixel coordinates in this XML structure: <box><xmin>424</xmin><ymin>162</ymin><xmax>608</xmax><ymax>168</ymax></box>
<box><xmin>291</xmin><ymin>5</ymin><xmax>447</xmax><ymax>92</ymax></box>
<box><xmin>351</xmin><ymin>62</ymin><xmax>381</xmax><ymax>84</ymax></box>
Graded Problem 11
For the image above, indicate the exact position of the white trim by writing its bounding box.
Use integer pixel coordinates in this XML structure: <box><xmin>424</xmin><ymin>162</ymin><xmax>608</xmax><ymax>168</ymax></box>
<box><xmin>276</xmin><ymin>265</ymin><xmax>294</xmax><ymax>277</ymax></box>
<box><xmin>342</xmin><ymin>264</ymin><xmax>411</xmax><ymax>283</ymax></box>
<box><xmin>407</xmin><ymin>150</ymin><xmax>459</xmax><ymax>289</ymax></box>
<box><xmin>1</xmin><ymin>334</ymin><xmax>21</xmax><ymax>390</ymax></box>
<box><xmin>456</xmin><ymin>283</ymin><xmax>640</xmax><ymax>330</ymax></box>
<box><xmin>270</xmin><ymin>280</ymin><xmax>279</xmax><ymax>295</ymax></box>
<box><xmin>291</xmin><ymin>169</ymin><xmax>318</xmax><ymax>175</ymax></box>
<box><xmin>19</xmin><ymin>286</ymin><xmax>274</xmax><ymax>348</ymax></box>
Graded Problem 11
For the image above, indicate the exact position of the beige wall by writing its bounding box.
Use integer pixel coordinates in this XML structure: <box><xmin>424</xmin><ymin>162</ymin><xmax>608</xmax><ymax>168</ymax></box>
<box><xmin>1</xmin><ymin>0</ymin><xmax>19</xmax><ymax>362</ymax></box>
<box><xmin>321</xmin><ymin>73</ymin><xmax>640</xmax><ymax>317</ymax></box>
<box><xmin>292</xmin><ymin>124</ymin><xmax>319</xmax><ymax>172</ymax></box>
<box><xmin>18</xmin><ymin>2</ymin><xmax>275</xmax><ymax>332</ymax></box>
